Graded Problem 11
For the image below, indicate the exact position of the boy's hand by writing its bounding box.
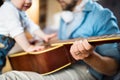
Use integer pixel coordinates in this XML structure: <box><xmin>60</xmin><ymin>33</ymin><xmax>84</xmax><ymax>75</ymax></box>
<box><xmin>26</xmin><ymin>45</ymin><xmax>45</xmax><ymax>52</ymax></box>
<box><xmin>43</xmin><ymin>33</ymin><xmax>57</xmax><ymax>42</ymax></box>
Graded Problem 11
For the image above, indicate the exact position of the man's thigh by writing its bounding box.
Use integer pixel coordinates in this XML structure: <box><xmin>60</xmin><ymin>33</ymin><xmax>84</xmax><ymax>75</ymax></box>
<box><xmin>0</xmin><ymin>64</ymin><xmax>96</xmax><ymax>80</ymax></box>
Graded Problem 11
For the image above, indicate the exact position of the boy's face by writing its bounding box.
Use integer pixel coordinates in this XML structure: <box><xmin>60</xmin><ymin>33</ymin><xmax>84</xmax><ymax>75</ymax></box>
<box><xmin>57</xmin><ymin>0</ymin><xmax>77</xmax><ymax>11</ymax></box>
<box><xmin>11</xmin><ymin>0</ymin><xmax>32</xmax><ymax>11</ymax></box>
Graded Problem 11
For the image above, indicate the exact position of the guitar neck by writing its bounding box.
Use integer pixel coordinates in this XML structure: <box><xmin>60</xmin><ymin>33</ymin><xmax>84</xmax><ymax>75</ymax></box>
<box><xmin>51</xmin><ymin>34</ymin><xmax>120</xmax><ymax>46</ymax></box>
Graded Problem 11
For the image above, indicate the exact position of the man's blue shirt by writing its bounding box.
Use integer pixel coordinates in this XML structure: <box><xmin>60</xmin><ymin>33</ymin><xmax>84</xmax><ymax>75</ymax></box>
<box><xmin>58</xmin><ymin>1</ymin><xmax>120</xmax><ymax>80</ymax></box>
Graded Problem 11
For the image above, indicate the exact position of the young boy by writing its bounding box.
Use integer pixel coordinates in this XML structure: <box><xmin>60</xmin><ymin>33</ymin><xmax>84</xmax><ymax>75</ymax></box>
<box><xmin>0</xmin><ymin>0</ymin><xmax>55</xmax><ymax>73</ymax></box>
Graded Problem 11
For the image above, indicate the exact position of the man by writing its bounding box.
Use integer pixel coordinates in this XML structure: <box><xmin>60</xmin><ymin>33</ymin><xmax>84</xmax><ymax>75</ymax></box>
<box><xmin>0</xmin><ymin>0</ymin><xmax>120</xmax><ymax>80</ymax></box>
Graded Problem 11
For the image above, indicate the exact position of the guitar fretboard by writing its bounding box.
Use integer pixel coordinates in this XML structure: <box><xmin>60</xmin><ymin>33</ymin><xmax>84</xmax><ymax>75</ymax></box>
<box><xmin>51</xmin><ymin>33</ymin><xmax>120</xmax><ymax>46</ymax></box>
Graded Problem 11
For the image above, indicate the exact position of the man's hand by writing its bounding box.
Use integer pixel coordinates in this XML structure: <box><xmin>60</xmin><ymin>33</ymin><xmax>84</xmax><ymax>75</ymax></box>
<box><xmin>70</xmin><ymin>39</ymin><xmax>95</xmax><ymax>60</ymax></box>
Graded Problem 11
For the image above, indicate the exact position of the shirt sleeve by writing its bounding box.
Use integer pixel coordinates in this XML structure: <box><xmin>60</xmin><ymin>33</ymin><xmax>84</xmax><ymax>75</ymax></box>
<box><xmin>4</xmin><ymin>3</ymin><xmax>24</xmax><ymax>38</ymax></box>
<box><xmin>94</xmin><ymin>9</ymin><xmax>119</xmax><ymax>35</ymax></box>
<box><xmin>96</xmin><ymin>43</ymin><xmax>120</xmax><ymax>62</ymax></box>
<box><xmin>93</xmin><ymin>9</ymin><xmax>120</xmax><ymax>62</ymax></box>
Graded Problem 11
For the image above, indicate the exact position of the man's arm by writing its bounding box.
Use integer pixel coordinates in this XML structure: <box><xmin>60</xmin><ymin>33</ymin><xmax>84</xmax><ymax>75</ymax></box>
<box><xmin>84</xmin><ymin>51</ymin><xmax>119</xmax><ymax>76</ymax></box>
<box><xmin>70</xmin><ymin>39</ymin><xmax>119</xmax><ymax>76</ymax></box>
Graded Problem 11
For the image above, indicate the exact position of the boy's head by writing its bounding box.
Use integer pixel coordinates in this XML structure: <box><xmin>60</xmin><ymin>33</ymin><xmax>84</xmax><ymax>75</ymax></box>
<box><xmin>10</xmin><ymin>0</ymin><xmax>32</xmax><ymax>11</ymax></box>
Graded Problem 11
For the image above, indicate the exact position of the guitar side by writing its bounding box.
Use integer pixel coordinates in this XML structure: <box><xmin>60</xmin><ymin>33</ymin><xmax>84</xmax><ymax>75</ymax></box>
<box><xmin>8</xmin><ymin>44</ymin><xmax>75</xmax><ymax>75</ymax></box>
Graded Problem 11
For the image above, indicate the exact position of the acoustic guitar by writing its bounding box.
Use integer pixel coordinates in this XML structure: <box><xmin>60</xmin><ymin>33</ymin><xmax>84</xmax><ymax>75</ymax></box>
<box><xmin>8</xmin><ymin>33</ymin><xmax>120</xmax><ymax>75</ymax></box>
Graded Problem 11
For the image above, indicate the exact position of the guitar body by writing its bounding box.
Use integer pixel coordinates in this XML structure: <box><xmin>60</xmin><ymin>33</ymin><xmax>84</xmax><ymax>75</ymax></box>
<box><xmin>8</xmin><ymin>34</ymin><xmax>120</xmax><ymax>75</ymax></box>
<box><xmin>8</xmin><ymin>44</ymin><xmax>76</xmax><ymax>75</ymax></box>
<box><xmin>8</xmin><ymin>53</ymin><xmax>35</xmax><ymax>71</ymax></box>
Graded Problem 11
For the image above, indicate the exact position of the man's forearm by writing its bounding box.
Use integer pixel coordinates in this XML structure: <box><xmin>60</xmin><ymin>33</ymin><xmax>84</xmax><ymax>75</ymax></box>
<box><xmin>83</xmin><ymin>51</ymin><xmax>119</xmax><ymax>76</ymax></box>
